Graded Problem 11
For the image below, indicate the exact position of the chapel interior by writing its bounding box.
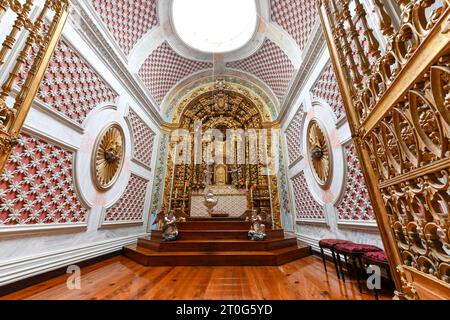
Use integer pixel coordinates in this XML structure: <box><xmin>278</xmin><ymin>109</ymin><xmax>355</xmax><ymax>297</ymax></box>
<box><xmin>0</xmin><ymin>0</ymin><xmax>449</xmax><ymax>300</ymax></box>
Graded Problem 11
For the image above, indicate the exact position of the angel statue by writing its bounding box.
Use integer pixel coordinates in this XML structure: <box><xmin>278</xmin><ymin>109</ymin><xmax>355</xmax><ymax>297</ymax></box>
<box><xmin>247</xmin><ymin>209</ymin><xmax>267</xmax><ymax>241</ymax></box>
<box><xmin>153</xmin><ymin>210</ymin><xmax>179</xmax><ymax>241</ymax></box>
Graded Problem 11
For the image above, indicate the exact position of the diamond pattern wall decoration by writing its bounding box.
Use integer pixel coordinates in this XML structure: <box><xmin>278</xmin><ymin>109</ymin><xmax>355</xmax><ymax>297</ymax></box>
<box><xmin>336</xmin><ymin>144</ymin><xmax>375</xmax><ymax>221</ymax></box>
<box><xmin>139</xmin><ymin>42</ymin><xmax>213</xmax><ymax>106</ymax></box>
<box><xmin>19</xmin><ymin>39</ymin><xmax>119</xmax><ymax>125</ymax></box>
<box><xmin>285</xmin><ymin>106</ymin><xmax>304</xmax><ymax>165</ymax></box>
<box><xmin>127</xmin><ymin>109</ymin><xmax>155</xmax><ymax>168</ymax></box>
<box><xmin>103</xmin><ymin>174</ymin><xmax>149</xmax><ymax>224</ymax></box>
<box><xmin>311</xmin><ymin>63</ymin><xmax>345</xmax><ymax>120</ymax></box>
<box><xmin>291</xmin><ymin>171</ymin><xmax>325</xmax><ymax>221</ymax></box>
<box><xmin>270</xmin><ymin>0</ymin><xmax>318</xmax><ymax>51</ymax></box>
<box><xmin>0</xmin><ymin>134</ymin><xmax>87</xmax><ymax>227</ymax></box>
<box><xmin>91</xmin><ymin>0</ymin><xmax>159</xmax><ymax>55</ymax></box>
<box><xmin>226</xmin><ymin>38</ymin><xmax>295</xmax><ymax>102</ymax></box>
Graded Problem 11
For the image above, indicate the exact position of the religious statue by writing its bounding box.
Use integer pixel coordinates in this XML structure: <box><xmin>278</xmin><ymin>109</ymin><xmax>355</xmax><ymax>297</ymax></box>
<box><xmin>153</xmin><ymin>210</ymin><xmax>179</xmax><ymax>241</ymax></box>
<box><xmin>247</xmin><ymin>209</ymin><xmax>267</xmax><ymax>241</ymax></box>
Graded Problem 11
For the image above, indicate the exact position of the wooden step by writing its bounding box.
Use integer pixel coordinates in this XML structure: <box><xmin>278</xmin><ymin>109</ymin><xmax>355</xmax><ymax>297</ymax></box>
<box><xmin>177</xmin><ymin>220</ymin><xmax>251</xmax><ymax>230</ymax></box>
<box><xmin>186</xmin><ymin>217</ymin><xmax>243</xmax><ymax>222</ymax></box>
<box><xmin>137</xmin><ymin>237</ymin><xmax>298</xmax><ymax>252</ymax></box>
<box><xmin>175</xmin><ymin>229</ymin><xmax>285</xmax><ymax>240</ymax></box>
<box><xmin>211</xmin><ymin>213</ymin><xmax>229</xmax><ymax>217</ymax></box>
<box><xmin>123</xmin><ymin>243</ymin><xmax>311</xmax><ymax>266</ymax></box>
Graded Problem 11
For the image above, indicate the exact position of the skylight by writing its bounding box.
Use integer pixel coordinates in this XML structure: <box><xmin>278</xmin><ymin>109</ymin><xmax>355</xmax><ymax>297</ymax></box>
<box><xmin>172</xmin><ymin>0</ymin><xmax>258</xmax><ymax>53</ymax></box>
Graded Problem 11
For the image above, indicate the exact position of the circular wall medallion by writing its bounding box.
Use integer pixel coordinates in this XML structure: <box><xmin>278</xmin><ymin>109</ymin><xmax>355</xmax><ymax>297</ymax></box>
<box><xmin>307</xmin><ymin>119</ymin><xmax>332</xmax><ymax>189</ymax></box>
<box><xmin>92</xmin><ymin>123</ymin><xmax>125</xmax><ymax>191</ymax></box>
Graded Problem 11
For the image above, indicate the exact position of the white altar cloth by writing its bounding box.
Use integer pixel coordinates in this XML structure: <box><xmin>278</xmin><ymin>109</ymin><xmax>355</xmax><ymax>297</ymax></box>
<box><xmin>190</xmin><ymin>185</ymin><xmax>248</xmax><ymax>217</ymax></box>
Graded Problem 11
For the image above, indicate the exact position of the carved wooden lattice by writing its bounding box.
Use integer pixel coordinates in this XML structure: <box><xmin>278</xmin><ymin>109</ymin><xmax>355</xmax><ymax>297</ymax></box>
<box><xmin>317</xmin><ymin>0</ymin><xmax>450</xmax><ymax>299</ymax></box>
<box><xmin>0</xmin><ymin>0</ymin><xmax>70</xmax><ymax>173</ymax></box>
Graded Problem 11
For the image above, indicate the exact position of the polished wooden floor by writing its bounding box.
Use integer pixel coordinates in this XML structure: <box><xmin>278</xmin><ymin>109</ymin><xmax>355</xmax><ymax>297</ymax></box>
<box><xmin>2</xmin><ymin>255</ymin><xmax>393</xmax><ymax>300</ymax></box>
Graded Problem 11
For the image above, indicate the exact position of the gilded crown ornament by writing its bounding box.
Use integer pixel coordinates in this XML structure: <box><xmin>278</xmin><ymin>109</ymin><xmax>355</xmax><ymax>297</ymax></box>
<box><xmin>92</xmin><ymin>123</ymin><xmax>125</xmax><ymax>190</ymax></box>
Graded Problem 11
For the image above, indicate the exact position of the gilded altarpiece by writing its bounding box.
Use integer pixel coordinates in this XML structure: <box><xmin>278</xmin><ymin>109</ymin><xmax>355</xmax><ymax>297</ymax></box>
<box><xmin>161</xmin><ymin>88</ymin><xmax>282</xmax><ymax>228</ymax></box>
<box><xmin>317</xmin><ymin>0</ymin><xmax>450</xmax><ymax>299</ymax></box>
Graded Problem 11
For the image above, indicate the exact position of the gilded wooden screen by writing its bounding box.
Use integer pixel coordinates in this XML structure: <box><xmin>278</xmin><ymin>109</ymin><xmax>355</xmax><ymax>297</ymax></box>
<box><xmin>317</xmin><ymin>0</ymin><xmax>450</xmax><ymax>299</ymax></box>
<box><xmin>0</xmin><ymin>0</ymin><xmax>70</xmax><ymax>173</ymax></box>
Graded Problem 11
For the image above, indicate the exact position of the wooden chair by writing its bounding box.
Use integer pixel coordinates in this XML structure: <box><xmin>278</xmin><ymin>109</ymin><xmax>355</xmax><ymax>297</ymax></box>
<box><xmin>318</xmin><ymin>239</ymin><xmax>352</xmax><ymax>279</ymax></box>
<box><xmin>334</xmin><ymin>243</ymin><xmax>383</xmax><ymax>292</ymax></box>
<box><xmin>362</xmin><ymin>250</ymin><xmax>392</xmax><ymax>299</ymax></box>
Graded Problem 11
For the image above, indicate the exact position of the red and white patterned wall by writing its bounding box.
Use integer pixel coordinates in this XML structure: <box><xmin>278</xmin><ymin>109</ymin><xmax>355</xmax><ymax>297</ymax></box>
<box><xmin>91</xmin><ymin>0</ymin><xmax>159</xmax><ymax>55</ymax></box>
<box><xmin>139</xmin><ymin>42</ymin><xmax>213</xmax><ymax>106</ymax></box>
<box><xmin>226</xmin><ymin>39</ymin><xmax>295</xmax><ymax>102</ymax></box>
<box><xmin>291</xmin><ymin>171</ymin><xmax>325</xmax><ymax>221</ymax></box>
<box><xmin>0</xmin><ymin>133</ymin><xmax>87</xmax><ymax>227</ymax></box>
<box><xmin>336</xmin><ymin>143</ymin><xmax>375</xmax><ymax>221</ymax></box>
<box><xmin>103</xmin><ymin>174</ymin><xmax>149</xmax><ymax>224</ymax></box>
<box><xmin>20</xmin><ymin>39</ymin><xmax>118</xmax><ymax>125</ymax></box>
<box><xmin>270</xmin><ymin>0</ymin><xmax>318</xmax><ymax>51</ymax></box>
<box><xmin>127</xmin><ymin>109</ymin><xmax>155</xmax><ymax>168</ymax></box>
<box><xmin>285</xmin><ymin>106</ymin><xmax>304</xmax><ymax>165</ymax></box>
<box><xmin>310</xmin><ymin>63</ymin><xmax>345</xmax><ymax>120</ymax></box>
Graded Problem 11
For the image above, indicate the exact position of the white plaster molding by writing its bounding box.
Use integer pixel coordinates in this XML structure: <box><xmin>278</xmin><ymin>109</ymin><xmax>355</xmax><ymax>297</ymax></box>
<box><xmin>68</xmin><ymin>0</ymin><xmax>163</xmax><ymax>125</ymax></box>
<box><xmin>296</xmin><ymin>233</ymin><xmax>322</xmax><ymax>253</ymax></box>
<box><xmin>278</xmin><ymin>23</ymin><xmax>326</xmax><ymax>124</ymax></box>
<box><xmin>74</xmin><ymin>106</ymin><xmax>132</xmax><ymax>209</ymax></box>
<box><xmin>302</xmin><ymin>99</ymin><xmax>346</xmax><ymax>207</ymax></box>
<box><xmin>71</xmin><ymin>0</ymin><xmax>129</xmax><ymax>64</ymax></box>
<box><xmin>0</xmin><ymin>223</ymin><xmax>88</xmax><ymax>236</ymax></box>
<box><xmin>337</xmin><ymin>220</ymin><xmax>379</xmax><ymax>231</ymax></box>
<box><xmin>160</xmin><ymin>69</ymin><xmax>280</xmax><ymax>118</ymax></box>
<box><xmin>0</xmin><ymin>233</ymin><xmax>146</xmax><ymax>286</ymax></box>
<box><xmin>128</xmin><ymin>26</ymin><xmax>166</xmax><ymax>73</ymax></box>
<box><xmin>296</xmin><ymin>219</ymin><xmax>328</xmax><ymax>226</ymax></box>
<box><xmin>21</xmin><ymin>124</ymin><xmax>79</xmax><ymax>153</ymax></box>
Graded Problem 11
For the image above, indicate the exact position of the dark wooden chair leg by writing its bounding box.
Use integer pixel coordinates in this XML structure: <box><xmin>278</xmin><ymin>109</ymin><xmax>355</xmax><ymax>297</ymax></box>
<box><xmin>352</xmin><ymin>256</ymin><xmax>362</xmax><ymax>293</ymax></box>
<box><xmin>374</xmin><ymin>289</ymin><xmax>379</xmax><ymax>300</ymax></box>
<box><xmin>336</xmin><ymin>252</ymin><xmax>345</xmax><ymax>282</ymax></box>
<box><xmin>344</xmin><ymin>254</ymin><xmax>351</xmax><ymax>275</ymax></box>
<box><xmin>331</xmin><ymin>249</ymin><xmax>340</xmax><ymax>279</ymax></box>
<box><xmin>320</xmin><ymin>247</ymin><xmax>327</xmax><ymax>272</ymax></box>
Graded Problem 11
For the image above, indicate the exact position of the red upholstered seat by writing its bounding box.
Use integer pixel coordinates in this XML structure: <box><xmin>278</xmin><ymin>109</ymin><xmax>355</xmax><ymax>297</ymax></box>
<box><xmin>363</xmin><ymin>251</ymin><xmax>388</xmax><ymax>263</ymax></box>
<box><xmin>318</xmin><ymin>239</ymin><xmax>351</xmax><ymax>248</ymax></box>
<box><xmin>334</xmin><ymin>243</ymin><xmax>382</xmax><ymax>254</ymax></box>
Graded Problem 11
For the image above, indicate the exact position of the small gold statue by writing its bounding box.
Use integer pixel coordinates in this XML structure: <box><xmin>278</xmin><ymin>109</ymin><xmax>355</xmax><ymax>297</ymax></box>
<box><xmin>247</xmin><ymin>209</ymin><xmax>267</xmax><ymax>241</ymax></box>
<box><xmin>153</xmin><ymin>210</ymin><xmax>179</xmax><ymax>241</ymax></box>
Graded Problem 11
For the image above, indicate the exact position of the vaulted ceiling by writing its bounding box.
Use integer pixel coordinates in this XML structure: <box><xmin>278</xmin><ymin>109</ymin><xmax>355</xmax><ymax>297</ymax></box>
<box><xmin>89</xmin><ymin>0</ymin><xmax>319</xmax><ymax>112</ymax></box>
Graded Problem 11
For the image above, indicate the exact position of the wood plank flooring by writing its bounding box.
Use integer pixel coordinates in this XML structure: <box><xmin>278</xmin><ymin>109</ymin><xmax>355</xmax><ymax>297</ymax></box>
<box><xmin>1</xmin><ymin>255</ymin><xmax>393</xmax><ymax>300</ymax></box>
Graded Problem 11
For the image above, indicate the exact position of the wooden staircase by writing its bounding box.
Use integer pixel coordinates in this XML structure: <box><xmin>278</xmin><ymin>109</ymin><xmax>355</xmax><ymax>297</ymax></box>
<box><xmin>123</xmin><ymin>217</ymin><xmax>311</xmax><ymax>266</ymax></box>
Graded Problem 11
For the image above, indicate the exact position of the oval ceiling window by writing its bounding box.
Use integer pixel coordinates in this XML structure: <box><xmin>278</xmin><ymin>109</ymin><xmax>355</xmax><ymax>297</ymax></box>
<box><xmin>172</xmin><ymin>0</ymin><xmax>258</xmax><ymax>53</ymax></box>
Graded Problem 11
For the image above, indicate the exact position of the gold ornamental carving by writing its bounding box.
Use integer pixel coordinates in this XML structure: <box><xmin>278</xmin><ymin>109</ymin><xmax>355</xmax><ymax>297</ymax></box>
<box><xmin>92</xmin><ymin>123</ymin><xmax>125</xmax><ymax>190</ymax></box>
<box><xmin>317</xmin><ymin>0</ymin><xmax>450</xmax><ymax>298</ymax></box>
<box><xmin>307</xmin><ymin>119</ymin><xmax>332</xmax><ymax>189</ymax></box>
<box><xmin>0</xmin><ymin>0</ymin><xmax>70</xmax><ymax>174</ymax></box>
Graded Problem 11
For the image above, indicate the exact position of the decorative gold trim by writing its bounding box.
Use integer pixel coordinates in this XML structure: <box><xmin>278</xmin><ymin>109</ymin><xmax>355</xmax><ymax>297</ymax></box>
<box><xmin>0</xmin><ymin>0</ymin><xmax>70</xmax><ymax>175</ymax></box>
<box><xmin>91</xmin><ymin>123</ymin><xmax>125</xmax><ymax>191</ymax></box>
<box><xmin>307</xmin><ymin>119</ymin><xmax>332</xmax><ymax>189</ymax></box>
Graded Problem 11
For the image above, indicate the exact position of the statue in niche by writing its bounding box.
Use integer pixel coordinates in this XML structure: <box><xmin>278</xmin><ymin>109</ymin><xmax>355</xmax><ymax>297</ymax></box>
<box><xmin>214</xmin><ymin>164</ymin><xmax>227</xmax><ymax>185</ymax></box>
